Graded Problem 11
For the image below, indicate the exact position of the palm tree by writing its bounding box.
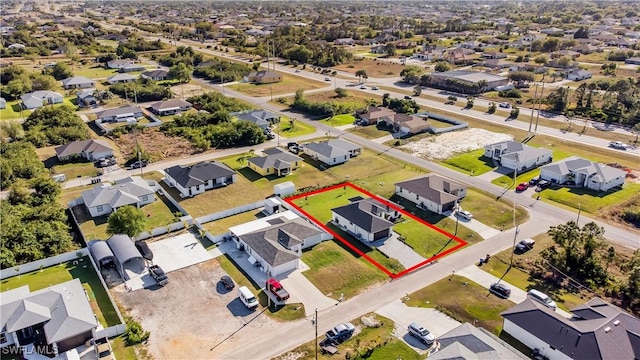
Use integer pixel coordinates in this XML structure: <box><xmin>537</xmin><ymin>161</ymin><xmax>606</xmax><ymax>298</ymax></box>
<box><xmin>632</xmin><ymin>123</ymin><xmax>640</xmax><ymax>144</ymax></box>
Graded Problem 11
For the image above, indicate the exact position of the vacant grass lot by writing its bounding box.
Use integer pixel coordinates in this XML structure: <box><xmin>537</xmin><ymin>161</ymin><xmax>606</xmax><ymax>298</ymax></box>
<box><xmin>347</xmin><ymin>124</ymin><xmax>392</xmax><ymax>139</ymax></box>
<box><xmin>462</xmin><ymin>188</ymin><xmax>529</xmax><ymax>229</ymax></box>
<box><xmin>405</xmin><ymin>275</ymin><xmax>513</xmax><ymax>335</ymax></box>
<box><xmin>538</xmin><ymin>183</ymin><xmax>640</xmax><ymax>214</ymax></box>
<box><xmin>217</xmin><ymin>254</ymin><xmax>305</xmax><ymax>321</ymax></box>
<box><xmin>201</xmin><ymin>209</ymin><xmax>264</xmax><ymax>235</ymax></box>
<box><xmin>319</xmin><ymin>114</ymin><xmax>356</xmax><ymax>127</ymax></box>
<box><xmin>333</xmin><ymin>58</ymin><xmax>407</xmax><ymax>78</ymax></box>
<box><xmin>0</xmin><ymin>256</ymin><xmax>120</xmax><ymax>328</ymax></box>
<box><xmin>441</xmin><ymin>149</ymin><xmax>495</xmax><ymax>176</ymax></box>
<box><xmin>235</xmin><ymin>73</ymin><xmax>326</xmax><ymax>97</ymax></box>
<box><xmin>273</xmin><ymin>119</ymin><xmax>316</xmax><ymax>138</ymax></box>
<box><xmin>0</xmin><ymin>101</ymin><xmax>30</xmax><ymax>120</ymax></box>
<box><xmin>481</xmin><ymin>233</ymin><xmax>589</xmax><ymax>312</ymax></box>
<box><xmin>51</xmin><ymin>161</ymin><xmax>102</xmax><ymax>179</ymax></box>
<box><xmin>275</xmin><ymin>313</ymin><xmax>420</xmax><ymax>360</ymax></box>
<box><xmin>276</xmin><ymin>89</ymin><xmax>382</xmax><ymax>110</ymax></box>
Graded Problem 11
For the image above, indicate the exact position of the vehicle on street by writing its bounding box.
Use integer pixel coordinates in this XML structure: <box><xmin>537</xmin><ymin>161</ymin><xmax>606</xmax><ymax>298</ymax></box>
<box><xmin>499</xmin><ymin>102</ymin><xmax>511</xmax><ymax>108</ymax></box>
<box><xmin>529</xmin><ymin>177</ymin><xmax>540</xmax><ymax>186</ymax></box>
<box><xmin>135</xmin><ymin>241</ymin><xmax>153</xmax><ymax>261</ymax></box>
<box><xmin>609</xmin><ymin>141</ymin><xmax>627</xmax><ymax>150</ymax></box>
<box><xmin>371</xmin><ymin>86</ymin><xmax>379</xmax><ymax>90</ymax></box>
<box><xmin>238</xmin><ymin>286</ymin><xmax>258</xmax><ymax>310</ymax></box>
<box><xmin>360</xmin><ymin>85</ymin><xmax>366</xmax><ymax>89</ymax></box>
<box><xmin>516</xmin><ymin>182</ymin><xmax>529</xmax><ymax>192</ymax></box>
<box><xmin>324</xmin><ymin>77</ymin><xmax>331</xmax><ymax>81</ymax></box>
<box><xmin>266</xmin><ymin>278</ymin><xmax>290</xmax><ymax>301</ymax></box>
<box><xmin>404</xmin><ymin>95</ymin><xmax>412</xmax><ymax>100</ymax></box>
<box><xmin>220</xmin><ymin>275</ymin><xmax>235</xmax><ymax>290</ymax></box>
<box><xmin>490</xmin><ymin>283</ymin><xmax>511</xmax><ymax>298</ymax></box>
<box><xmin>407</xmin><ymin>322</ymin><xmax>435</xmax><ymax>345</ymax></box>
<box><xmin>515</xmin><ymin>238</ymin><xmax>536</xmax><ymax>253</ymax></box>
<box><xmin>455</xmin><ymin>209</ymin><xmax>473</xmax><ymax>220</ymax></box>
<box><xmin>527</xmin><ymin>289</ymin><xmax>557</xmax><ymax>310</ymax></box>
<box><xmin>295</xmin><ymin>69</ymin><xmax>301</xmax><ymax>73</ymax></box>
<box><xmin>287</xmin><ymin>142</ymin><xmax>299</xmax><ymax>148</ymax></box>
<box><xmin>149</xmin><ymin>265</ymin><xmax>169</xmax><ymax>286</ymax></box>
<box><xmin>326</xmin><ymin>322</ymin><xmax>355</xmax><ymax>343</ymax></box>
<box><xmin>95</xmin><ymin>337</ymin><xmax>114</xmax><ymax>360</ymax></box>
<box><xmin>129</xmin><ymin>160</ymin><xmax>148</xmax><ymax>170</ymax></box>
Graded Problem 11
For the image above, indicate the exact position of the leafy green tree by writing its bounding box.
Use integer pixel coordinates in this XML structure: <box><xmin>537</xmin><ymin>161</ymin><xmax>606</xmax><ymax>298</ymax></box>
<box><xmin>334</xmin><ymin>88</ymin><xmax>347</xmax><ymax>98</ymax></box>
<box><xmin>434</xmin><ymin>62</ymin><xmax>452</xmax><ymax>73</ymax></box>
<box><xmin>488</xmin><ymin>102</ymin><xmax>497</xmax><ymax>114</ymax></box>
<box><xmin>23</xmin><ymin>105</ymin><xmax>90</xmax><ymax>147</ymax></box>
<box><xmin>510</xmin><ymin>106</ymin><xmax>519</xmax><ymax>118</ymax></box>
<box><xmin>399</xmin><ymin>65</ymin><xmax>422</xmax><ymax>84</ymax></box>
<box><xmin>107</xmin><ymin>206</ymin><xmax>147</xmax><ymax>238</ymax></box>
<box><xmin>29</xmin><ymin>73</ymin><xmax>58</xmax><ymax>91</ymax></box>
<box><xmin>168</xmin><ymin>63</ymin><xmax>192</xmax><ymax>83</ymax></box>
<box><xmin>632</xmin><ymin>123</ymin><xmax>640</xmax><ymax>144</ymax></box>
<box><xmin>47</xmin><ymin>62</ymin><xmax>74</xmax><ymax>80</ymax></box>
<box><xmin>2</xmin><ymin>77</ymin><xmax>32</xmax><ymax>100</ymax></box>
<box><xmin>355</xmin><ymin>69</ymin><xmax>368</xmax><ymax>83</ymax></box>
<box><xmin>0</xmin><ymin>141</ymin><xmax>48</xmax><ymax>189</ymax></box>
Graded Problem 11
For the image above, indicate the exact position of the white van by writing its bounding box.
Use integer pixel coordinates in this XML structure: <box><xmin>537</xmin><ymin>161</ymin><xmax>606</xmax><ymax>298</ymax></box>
<box><xmin>527</xmin><ymin>289</ymin><xmax>557</xmax><ymax>310</ymax></box>
<box><xmin>238</xmin><ymin>286</ymin><xmax>258</xmax><ymax>310</ymax></box>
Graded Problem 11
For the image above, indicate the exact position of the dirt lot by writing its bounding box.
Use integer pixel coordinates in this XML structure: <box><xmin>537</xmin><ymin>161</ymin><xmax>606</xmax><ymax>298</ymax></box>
<box><xmin>400</xmin><ymin>128</ymin><xmax>512</xmax><ymax>160</ymax></box>
<box><xmin>333</xmin><ymin>58</ymin><xmax>407</xmax><ymax>78</ymax></box>
<box><xmin>113</xmin><ymin>259</ymin><xmax>280</xmax><ymax>359</ymax></box>
<box><xmin>111</xmin><ymin>127</ymin><xmax>200</xmax><ymax>163</ymax></box>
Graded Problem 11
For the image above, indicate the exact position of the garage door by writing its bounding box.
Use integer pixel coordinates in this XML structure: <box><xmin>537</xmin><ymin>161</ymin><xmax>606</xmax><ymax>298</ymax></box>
<box><xmin>373</xmin><ymin>229</ymin><xmax>389</xmax><ymax>241</ymax></box>
<box><xmin>442</xmin><ymin>201</ymin><xmax>455</xmax><ymax>212</ymax></box>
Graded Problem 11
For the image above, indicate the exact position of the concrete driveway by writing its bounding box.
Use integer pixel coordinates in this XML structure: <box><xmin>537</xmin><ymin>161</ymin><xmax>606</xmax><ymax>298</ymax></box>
<box><xmin>446</xmin><ymin>212</ymin><xmax>501</xmax><ymax>240</ymax></box>
<box><xmin>375</xmin><ymin>299</ymin><xmax>460</xmax><ymax>354</ymax></box>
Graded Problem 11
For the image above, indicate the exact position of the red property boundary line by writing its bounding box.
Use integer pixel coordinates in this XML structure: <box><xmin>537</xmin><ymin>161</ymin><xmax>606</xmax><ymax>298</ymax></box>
<box><xmin>284</xmin><ymin>182</ymin><xmax>468</xmax><ymax>279</ymax></box>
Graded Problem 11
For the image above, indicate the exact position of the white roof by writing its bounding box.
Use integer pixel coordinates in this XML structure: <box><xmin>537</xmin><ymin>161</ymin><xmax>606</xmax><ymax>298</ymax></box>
<box><xmin>229</xmin><ymin>210</ymin><xmax>299</xmax><ymax>236</ymax></box>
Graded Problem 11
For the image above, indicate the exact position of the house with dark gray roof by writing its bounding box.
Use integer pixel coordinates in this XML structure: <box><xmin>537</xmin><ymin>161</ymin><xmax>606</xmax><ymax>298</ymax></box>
<box><xmin>395</xmin><ymin>174</ymin><xmax>467</xmax><ymax>214</ymax></box>
<box><xmin>302</xmin><ymin>139</ymin><xmax>361</xmax><ymax>166</ymax></box>
<box><xmin>331</xmin><ymin>197</ymin><xmax>398</xmax><ymax>242</ymax></box>
<box><xmin>0</xmin><ymin>278</ymin><xmax>97</xmax><ymax>357</ymax></box>
<box><xmin>229</xmin><ymin>211</ymin><xmax>330</xmax><ymax>276</ymax></box>
<box><xmin>81</xmin><ymin>176</ymin><xmax>156</xmax><ymax>218</ymax></box>
<box><xmin>164</xmin><ymin>161</ymin><xmax>236</xmax><ymax>198</ymax></box>
<box><xmin>230</xmin><ymin>109</ymin><xmax>281</xmax><ymax>130</ymax></box>
<box><xmin>95</xmin><ymin>105</ymin><xmax>143</xmax><ymax>123</ymax></box>
<box><xmin>431</xmin><ymin>322</ymin><xmax>527</xmax><ymax>360</ymax></box>
<box><xmin>247</xmin><ymin>147</ymin><xmax>302</xmax><ymax>177</ymax></box>
<box><xmin>76</xmin><ymin>89</ymin><xmax>97</xmax><ymax>107</ymax></box>
<box><xmin>501</xmin><ymin>297</ymin><xmax>640</xmax><ymax>360</ymax></box>
<box><xmin>149</xmin><ymin>99</ymin><xmax>192</xmax><ymax>116</ymax></box>
<box><xmin>484</xmin><ymin>140</ymin><xmax>552</xmax><ymax>171</ymax></box>
<box><xmin>106</xmin><ymin>73</ymin><xmax>137</xmax><ymax>84</ymax></box>
<box><xmin>55</xmin><ymin>139</ymin><xmax>114</xmax><ymax>162</ymax></box>
<box><xmin>539</xmin><ymin>156</ymin><xmax>626</xmax><ymax>192</ymax></box>
<box><xmin>141</xmin><ymin>69</ymin><xmax>169</xmax><ymax>81</ymax></box>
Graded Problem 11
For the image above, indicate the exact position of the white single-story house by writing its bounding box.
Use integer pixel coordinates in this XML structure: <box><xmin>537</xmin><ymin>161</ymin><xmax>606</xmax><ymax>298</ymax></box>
<box><xmin>0</xmin><ymin>279</ymin><xmax>98</xmax><ymax>357</ymax></box>
<box><xmin>395</xmin><ymin>174</ymin><xmax>467</xmax><ymax>214</ymax></box>
<box><xmin>148</xmin><ymin>99</ymin><xmax>192</xmax><ymax>116</ymax></box>
<box><xmin>106</xmin><ymin>59</ymin><xmax>134</xmax><ymax>70</ymax></box>
<box><xmin>20</xmin><ymin>90</ymin><xmax>63</xmax><ymax>109</ymax></box>
<box><xmin>55</xmin><ymin>139</ymin><xmax>114</xmax><ymax>161</ymax></box>
<box><xmin>501</xmin><ymin>297</ymin><xmax>640</xmax><ymax>360</ymax></box>
<box><xmin>80</xmin><ymin>176</ymin><xmax>156</xmax><ymax>218</ymax></box>
<box><xmin>164</xmin><ymin>161</ymin><xmax>236</xmax><ymax>198</ymax></box>
<box><xmin>95</xmin><ymin>105</ymin><xmax>144</xmax><ymax>123</ymax></box>
<box><xmin>141</xmin><ymin>69</ymin><xmax>169</xmax><ymax>81</ymax></box>
<box><xmin>539</xmin><ymin>156</ymin><xmax>626</xmax><ymax>192</ymax></box>
<box><xmin>106</xmin><ymin>73</ymin><xmax>137</xmax><ymax>84</ymax></box>
<box><xmin>484</xmin><ymin>140</ymin><xmax>553</xmax><ymax>171</ymax></box>
<box><xmin>229</xmin><ymin>210</ymin><xmax>331</xmax><ymax>277</ymax></box>
<box><xmin>61</xmin><ymin>76</ymin><xmax>95</xmax><ymax>90</ymax></box>
<box><xmin>566</xmin><ymin>69</ymin><xmax>593</xmax><ymax>81</ymax></box>
<box><xmin>302</xmin><ymin>139</ymin><xmax>361</xmax><ymax>166</ymax></box>
<box><xmin>331</xmin><ymin>197</ymin><xmax>399</xmax><ymax>243</ymax></box>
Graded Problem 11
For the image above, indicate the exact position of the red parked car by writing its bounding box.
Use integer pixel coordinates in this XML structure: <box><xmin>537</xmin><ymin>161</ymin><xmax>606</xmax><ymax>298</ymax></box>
<box><xmin>516</xmin><ymin>182</ymin><xmax>529</xmax><ymax>192</ymax></box>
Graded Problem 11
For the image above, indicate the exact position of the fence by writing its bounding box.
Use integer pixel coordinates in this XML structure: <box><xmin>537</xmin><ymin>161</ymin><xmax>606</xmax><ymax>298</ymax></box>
<box><xmin>0</xmin><ymin>249</ymin><xmax>90</xmax><ymax>280</ymax></box>
<box><xmin>419</xmin><ymin>112</ymin><xmax>469</xmax><ymax>134</ymax></box>
<box><xmin>195</xmin><ymin>200</ymin><xmax>265</xmax><ymax>224</ymax></box>
<box><xmin>134</xmin><ymin>218</ymin><xmax>191</xmax><ymax>241</ymax></box>
<box><xmin>95</xmin><ymin>324</ymin><xmax>127</xmax><ymax>339</ymax></box>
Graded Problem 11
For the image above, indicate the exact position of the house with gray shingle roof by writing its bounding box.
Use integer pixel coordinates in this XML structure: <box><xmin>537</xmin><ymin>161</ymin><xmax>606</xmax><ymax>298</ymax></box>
<box><xmin>149</xmin><ymin>99</ymin><xmax>192</xmax><ymax>116</ymax></box>
<box><xmin>106</xmin><ymin>73</ymin><xmax>137</xmax><ymax>84</ymax></box>
<box><xmin>229</xmin><ymin>211</ymin><xmax>329</xmax><ymax>276</ymax></box>
<box><xmin>95</xmin><ymin>105</ymin><xmax>143</xmax><ymax>123</ymax></box>
<box><xmin>230</xmin><ymin>109</ymin><xmax>281</xmax><ymax>130</ymax></box>
<box><xmin>20</xmin><ymin>90</ymin><xmax>63</xmax><ymax>109</ymax></box>
<box><xmin>302</xmin><ymin>139</ymin><xmax>361</xmax><ymax>166</ymax></box>
<box><xmin>484</xmin><ymin>140</ymin><xmax>552</xmax><ymax>171</ymax></box>
<box><xmin>539</xmin><ymin>156</ymin><xmax>626</xmax><ymax>192</ymax></box>
<box><xmin>331</xmin><ymin>197</ymin><xmax>399</xmax><ymax>242</ymax></box>
<box><xmin>55</xmin><ymin>139</ymin><xmax>114</xmax><ymax>161</ymax></box>
<box><xmin>164</xmin><ymin>161</ymin><xmax>235</xmax><ymax>198</ymax></box>
<box><xmin>395</xmin><ymin>174</ymin><xmax>467</xmax><ymax>214</ymax></box>
<box><xmin>141</xmin><ymin>69</ymin><xmax>169</xmax><ymax>81</ymax></box>
<box><xmin>501</xmin><ymin>297</ymin><xmax>640</xmax><ymax>360</ymax></box>
<box><xmin>431</xmin><ymin>322</ymin><xmax>527</xmax><ymax>360</ymax></box>
<box><xmin>61</xmin><ymin>76</ymin><xmax>94</xmax><ymax>90</ymax></box>
<box><xmin>247</xmin><ymin>148</ymin><xmax>302</xmax><ymax>177</ymax></box>
<box><xmin>81</xmin><ymin>176</ymin><xmax>156</xmax><ymax>218</ymax></box>
<box><xmin>0</xmin><ymin>278</ymin><xmax>97</xmax><ymax>356</ymax></box>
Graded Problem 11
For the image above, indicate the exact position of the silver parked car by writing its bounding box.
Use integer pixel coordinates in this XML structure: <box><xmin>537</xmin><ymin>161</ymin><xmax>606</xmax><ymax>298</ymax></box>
<box><xmin>407</xmin><ymin>322</ymin><xmax>434</xmax><ymax>345</ymax></box>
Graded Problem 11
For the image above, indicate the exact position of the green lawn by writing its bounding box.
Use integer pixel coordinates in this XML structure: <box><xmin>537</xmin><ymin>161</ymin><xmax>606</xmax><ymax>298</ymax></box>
<box><xmin>0</xmin><ymin>100</ymin><xmax>30</xmax><ymax>120</ymax></box>
<box><xmin>538</xmin><ymin>183</ymin><xmax>640</xmax><ymax>214</ymax></box>
<box><xmin>0</xmin><ymin>256</ymin><xmax>120</xmax><ymax>328</ymax></box>
<box><xmin>440</xmin><ymin>149</ymin><xmax>495</xmax><ymax>176</ymax></box>
<box><xmin>201</xmin><ymin>209</ymin><xmax>264</xmax><ymax>235</ymax></box>
<box><xmin>301</xmin><ymin>240</ymin><xmax>397</xmax><ymax>299</ymax></box>
<box><xmin>276</xmin><ymin>314</ymin><xmax>421</xmax><ymax>360</ymax></box>
<box><xmin>273</xmin><ymin>119</ymin><xmax>316</xmax><ymax>138</ymax></box>
<box><xmin>405</xmin><ymin>275</ymin><xmax>514</xmax><ymax>335</ymax></box>
<box><xmin>217</xmin><ymin>254</ymin><xmax>305</xmax><ymax>321</ymax></box>
<box><xmin>51</xmin><ymin>161</ymin><xmax>102</xmax><ymax>179</ymax></box>
<box><xmin>291</xmin><ymin>186</ymin><xmax>364</xmax><ymax>223</ymax></box>
<box><xmin>319</xmin><ymin>114</ymin><xmax>356</xmax><ymax>127</ymax></box>
<box><xmin>235</xmin><ymin>73</ymin><xmax>326</xmax><ymax>97</ymax></box>
<box><xmin>111</xmin><ymin>335</ymin><xmax>138</xmax><ymax>360</ymax></box>
<box><xmin>462</xmin><ymin>188</ymin><xmax>529</xmax><ymax>229</ymax></box>
<box><xmin>347</xmin><ymin>125</ymin><xmax>391</xmax><ymax>139</ymax></box>
<box><xmin>480</xmin><ymin>233</ymin><xmax>588</xmax><ymax>312</ymax></box>
<box><xmin>73</xmin><ymin>65</ymin><xmax>119</xmax><ymax>79</ymax></box>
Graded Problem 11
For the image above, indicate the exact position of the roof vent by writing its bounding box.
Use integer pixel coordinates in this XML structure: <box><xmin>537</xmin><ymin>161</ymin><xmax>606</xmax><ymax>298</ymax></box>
<box><xmin>604</xmin><ymin>326</ymin><xmax>611</xmax><ymax>333</ymax></box>
<box><xmin>613</xmin><ymin>320</ymin><xmax>620</xmax><ymax>326</ymax></box>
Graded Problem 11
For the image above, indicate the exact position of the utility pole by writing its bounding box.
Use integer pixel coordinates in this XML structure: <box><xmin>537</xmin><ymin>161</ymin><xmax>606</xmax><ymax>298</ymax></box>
<box><xmin>577</xmin><ymin>203</ymin><xmax>581</xmax><ymax>225</ymax></box>
<box><xmin>534</xmin><ymin>81</ymin><xmax>545</xmax><ymax>133</ymax></box>
<box><xmin>220</xmin><ymin>67</ymin><xmax>225</xmax><ymax>95</ymax></box>
<box><xmin>509</xmin><ymin>155</ymin><xmax>519</xmax><ymax>268</ymax></box>
<box><xmin>454</xmin><ymin>198</ymin><xmax>461</xmax><ymax>236</ymax></box>
<box><xmin>314</xmin><ymin>308</ymin><xmax>318</xmax><ymax>360</ymax></box>
<box><xmin>528</xmin><ymin>83</ymin><xmax>539</xmax><ymax>135</ymax></box>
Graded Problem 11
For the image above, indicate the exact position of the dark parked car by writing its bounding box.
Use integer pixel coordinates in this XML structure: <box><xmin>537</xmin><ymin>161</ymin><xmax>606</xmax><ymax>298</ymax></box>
<box><xmin>135</xmin><ymin>241</ymin><xmax>153</xmax><ymax>261</ymax></box>
<box><xmin>287</xmin><ymin>142</ymin><xmax>299</xmax><ymax>148</ymax></box>
<box><xmin>404</xmin><ymin>95</ymin><xmax>412</xmax><ymax>100</ymax></box>
<box><xmin>220</xmin><ymin>275</ymin><xmax>235</xmax><ymax>290</ymax></box>
<box><xmin>489</xmin><ymin>283</ymin><xmax>511</xmax><ymax>298</ymax></box>
<box><xmin>515</xmin><ymin>238</ymin><xmax>536</xmax><ymax>253</ymax></box>
<box><xmin>149</xmin><ymin>265</ymin><xmax>168</xmax><ymax>286</ymax></box>
<box><xmin>535</xmin><ymin>179</ymin><xmax>551</xmax><ymax>192</ymax></box>
<box><xmin>529</xmin><ymin>177</ymin><xmax>540</xmax><ymax>186</ymax></box>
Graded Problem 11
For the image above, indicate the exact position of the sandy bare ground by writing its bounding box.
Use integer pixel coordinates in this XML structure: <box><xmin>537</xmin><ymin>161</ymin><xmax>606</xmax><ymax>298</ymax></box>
<box><xmin>400</xmin><ymin>128</ymin><xmax>513</xmax><ymax>160</ymax></box>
